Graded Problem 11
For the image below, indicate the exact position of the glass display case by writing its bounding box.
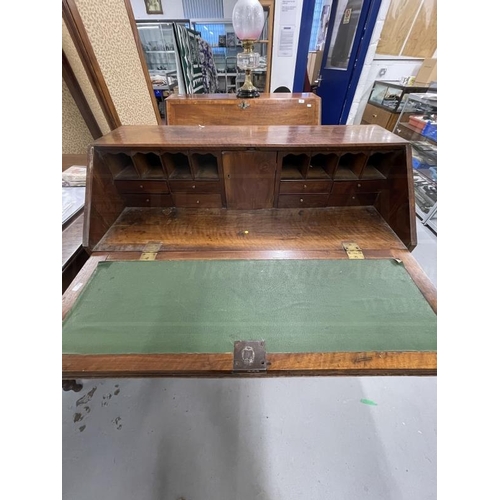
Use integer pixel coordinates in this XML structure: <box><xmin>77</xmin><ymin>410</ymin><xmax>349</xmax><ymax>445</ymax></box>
<box><xmin>192</xmin><ymin>4</ymin><xmax>273</xmax><ymax>93</ymax></box>
<box><xmin>393</xmin><ymin>92</ymin><xmax>438</xmax><ymax>231</ymax></box>
<box><xmin>136</xmin><ymin>20</ymin><xmax>190</xmax><ymax>116</ymax></box>
<box><xmin>368</xmin><ymin>80</ymin><xmax>432</xmax><ymax>112</ymax></box>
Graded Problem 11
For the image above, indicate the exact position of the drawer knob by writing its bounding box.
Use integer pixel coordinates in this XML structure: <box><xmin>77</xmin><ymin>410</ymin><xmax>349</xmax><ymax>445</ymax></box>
<box><xmin>358</xmin><ymin>183</ymin><xmax>361</xmax><ymax>187</ymax></box>
<box><xmin>139</xmin><ymin>184</ymin><xmax>143</xmax><ymax>189</ymax></box>
<box><xmin>303</xmin><ymin>184</ymin><xmax>307</xmax><ymax>188</ymax></box>
<box><xmin>192</xmin><ymin>185</ymin><xmax>196</xmax><ymax>189</ymax></box>
<box><xmin>146</xmin><ymin>199</ymin><xmax>149</xmax><ymax>202</ymax></box>
<box><xmin>196</xmin><ymin>200</ymin><xmax>200</xmax><ymax>204</ymax></box>
<box><xmin>300</xmin><ymin>198</ymin><xmax>304</xmax><ymax>203</ymax></box>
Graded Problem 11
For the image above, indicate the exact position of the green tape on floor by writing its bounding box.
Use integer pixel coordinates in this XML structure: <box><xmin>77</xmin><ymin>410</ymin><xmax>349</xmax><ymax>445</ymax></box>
<box><xmin>62</xmin><ymin>260</ymin><xmax>437</xmax><ymax>354</ymax></box>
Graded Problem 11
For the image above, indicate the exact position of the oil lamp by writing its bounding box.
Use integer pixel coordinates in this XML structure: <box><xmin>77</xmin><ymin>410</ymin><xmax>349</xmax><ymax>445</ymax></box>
<box><xmin>232</xmin><ymin>0</ymin><xmax>265</xmax><ymax>98</ymax></box>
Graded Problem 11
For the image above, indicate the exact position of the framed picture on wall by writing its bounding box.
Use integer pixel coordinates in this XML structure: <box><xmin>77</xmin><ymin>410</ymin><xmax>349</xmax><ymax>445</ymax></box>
<box><xmin>144</xmin><ymin>0</ymin><xmax>163</xmax><ymax>15</ymax></box>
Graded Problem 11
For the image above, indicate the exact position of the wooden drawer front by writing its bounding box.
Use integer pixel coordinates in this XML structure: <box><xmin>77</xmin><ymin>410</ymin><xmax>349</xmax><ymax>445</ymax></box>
<box><xmin>280</xmin><ymin>180</ymin><xmax>332</xmax><ymax>194</ymax></box>
<box><xmin>115</xmin><ymin>180</ymin><xmax>169</xmax><ymax>194</ymax></box>
<box><xmin>172</xmin><ymin>193</ymin><xmax>222</xmax><ymax>208</ymax></box>
<box><xmin>362</xmin><ymin>103</ymin><xmax>393</xmax><ymax>128</ymax></box>
<box><xmin>331</xmin><ymin>180</ymin><xmax>387</xmax><ymax>194</ymax></box>
<box><xmin>328</xmin><ymin>191</ymin><xmax>380</xmax><ymax>207</ymax></box>
<box><xmin>169</xmin><ymin>180</ymin><xmax>221</xmax><ymax>194</ymax></box>
<box><xmin>123</xmin><ymin>194</ymin><xmax>173</xmax><ymax>207</ymax></box>
<box><xmin>278</xmin><ymin>194</ymin><xmax>329</xmax><ymax>208</ymax></box>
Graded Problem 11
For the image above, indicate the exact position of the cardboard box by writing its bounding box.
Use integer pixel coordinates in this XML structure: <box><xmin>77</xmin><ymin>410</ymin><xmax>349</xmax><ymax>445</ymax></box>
<box><xmin>307</xmin><ymin>50</ymin><xmax>323</xmax><ymax>84</ymax></box>
<box><xmin>415</xmin><ymin>59</ymin><xmax>437</xmax><ymax>85</ymax></box>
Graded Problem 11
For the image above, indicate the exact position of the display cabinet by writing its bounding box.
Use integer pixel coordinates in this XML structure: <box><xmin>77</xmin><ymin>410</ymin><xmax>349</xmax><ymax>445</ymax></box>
<box><xmin>136</xmin><ymin>20</ymin><xmax>190</xmax><ymax>115</ymax></box>
<box><xmin>362</xmin><ymin>80</ymin><xmax>432</xmax><ymax>131</ymax></box>
<box><xmin>392</xmin><ymin>92</ymin><xmax>437</xmax><ymax>231</ymax></box>
<box><xmin>191</xmin><ymin>1</ymin><xmax>274</xmax><ymax>93</ymax></box>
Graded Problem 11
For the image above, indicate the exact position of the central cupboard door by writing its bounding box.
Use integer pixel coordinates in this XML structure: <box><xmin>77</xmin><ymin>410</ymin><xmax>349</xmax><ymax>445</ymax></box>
<box><xmin>222</xmin><ymin>151</ymin><xmax>277</xmax><ymax>209</ymax></box>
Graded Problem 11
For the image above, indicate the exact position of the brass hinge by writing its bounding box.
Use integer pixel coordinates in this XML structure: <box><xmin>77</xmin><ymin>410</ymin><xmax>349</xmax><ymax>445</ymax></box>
<box><xmin>140</xmin><ymin>242</ymin><xmax>162</xmax><ymax>261</ymax></box>
<box><xmin>233</xmin><ymin>341</ymin><xmax>267</xmax><ymax>372</ymax></box>
<box><xmin>342</xmin><ymin>242</ymin><xmax>365</xmax><ymax>260</ymax></box>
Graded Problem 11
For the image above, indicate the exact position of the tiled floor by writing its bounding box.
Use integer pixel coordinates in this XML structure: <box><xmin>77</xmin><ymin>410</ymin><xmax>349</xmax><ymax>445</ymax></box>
<box><xmin>62</xmin><ymin>220</ymin><xmax>437</xmax><ymax>500</ymax></box>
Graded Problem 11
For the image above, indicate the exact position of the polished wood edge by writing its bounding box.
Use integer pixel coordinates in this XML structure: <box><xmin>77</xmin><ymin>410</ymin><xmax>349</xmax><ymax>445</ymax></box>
<box><xmin>405</xmin><ymin>144</ymin><xmax>418</xmax><ymax>250</ymax></box>
<box><xmin>97</xmin><ymin>248</ymin><xmax>401</xmax><ymax>261</ymax></box>
<box><xmin>392</xmin><ymin>248</ymin><xmax>437</xmax><ymax>313</ymax></box>
<box><xmin>62</xmin><ymin>351</ymin><xmax>436</xmax><ymax>378</ymax></box>
<box><xmin>124</xmin><ymin>0</ymin><xmax>161</xmax><ymax>125</ymax></box>
<box><xmin>63</xmin><ymin>0</ymin><xmax>121</xmax><ymax>130</ymax></box>
<box><xmin>62</xmin><ymin>255</ymin><xmax>108</xmax><ymax>319</ymax></box>
<box><xmin>62</xmin><ymin>50</ymin><xmax>102</xmax><ymax>139</ymax></box>
<box><xmin>81</xmin><ymin>146</ymin><xmax>94</xmax><ymax>250</ymax></box>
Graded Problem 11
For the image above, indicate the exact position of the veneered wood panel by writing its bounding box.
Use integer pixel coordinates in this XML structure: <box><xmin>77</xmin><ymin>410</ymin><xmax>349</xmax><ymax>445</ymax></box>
<box><xmin>93</xmin><ymin>206</ymin><xmax>407</xmax><ymax>253</ymax></box>
<box><xmin>93</xmin><ymin>125</ymin><xmax>408</xmax><ymax>149</ymax></box>
<box><xmin>376</xmin><ymin>0</ymin><xmax>422</xmax><ymax>55</ymax></box>
<box><xmin>166</xmin><ymin>93</ymin><xmax>321</xmax><ymax>126</ymax></box>
<box><xmin>401</xmin><ymin>0</ymin><xmax>437</xmax><ymax>58</ymax></box>
<box><xmin>223</xmin><ymin>151</ymin><xmax>277</xmax><ymax>209</ymax></box>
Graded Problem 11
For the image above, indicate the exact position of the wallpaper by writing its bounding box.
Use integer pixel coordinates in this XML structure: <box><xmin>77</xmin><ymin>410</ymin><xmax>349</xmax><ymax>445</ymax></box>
<box><xmin>62</xmin><ymin>79</ymin><xmax>94</xmax><ymax>154</ymax></box>
<box><xmin>74</xmin><ymin>0</ymin><xmax>158</xmax><ymax>125</ymax></box>
<box><xmin>62</xmin><ymin>18</ymin><xmax>110</xmax><ymax>136</ymax></box>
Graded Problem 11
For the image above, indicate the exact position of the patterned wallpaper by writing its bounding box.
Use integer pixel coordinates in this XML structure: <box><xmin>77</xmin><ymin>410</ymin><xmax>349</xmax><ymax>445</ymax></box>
<box><xmin>62</xmin><ymin>18</ymin><xmax>110</xmax><ymax>136</ymax></box>
<box><xmin>74</xmin><ymin>0</ymin><xmax>158</xmax><ymax>125</ymax></box>
<box><xmin>62</xmin><ymin>78</ymin><xmax>94</xmax><ymax>154</ymax></box>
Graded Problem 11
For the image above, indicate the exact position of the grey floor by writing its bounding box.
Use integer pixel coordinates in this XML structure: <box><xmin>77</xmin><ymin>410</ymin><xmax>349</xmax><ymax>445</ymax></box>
<box><xmin>62</xmin><ymin>220</ymin><xmax>437</xmax><ymax>500</ymax></box>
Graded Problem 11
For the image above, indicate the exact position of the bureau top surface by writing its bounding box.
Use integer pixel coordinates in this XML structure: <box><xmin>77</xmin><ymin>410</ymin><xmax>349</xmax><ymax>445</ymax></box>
<box><xmin>165</xmin><ymin>92</ymin><xmax>320</xmax><ymax>102</ymax></box>
<box><xmin>93</xmin><ymin>125</ymin><xmax>408</xmax><ymax>149</ymax></box>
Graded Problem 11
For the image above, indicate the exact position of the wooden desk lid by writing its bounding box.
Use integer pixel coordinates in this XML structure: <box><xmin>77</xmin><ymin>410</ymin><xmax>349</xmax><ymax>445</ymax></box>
<box><xmin>92</xmin><ymin>125</ymin><xmax>408</xmax><ymax>150</ymax></box>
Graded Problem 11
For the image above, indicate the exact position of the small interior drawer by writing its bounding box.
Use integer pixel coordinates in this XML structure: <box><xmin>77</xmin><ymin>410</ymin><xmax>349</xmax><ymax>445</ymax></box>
<box><xmin>169</xmin><ymin>180</ymin><xmax>221</xmax><ymax>193</ymax></box>
<box><xmin>122</xmin><ymin>194</ymin><xmax>173</xmax><ymax>207</ymax></box>
<box><xmin>277</xmin><ymin>194</ymin><xmax>329</xmax><ymax>208</ymax></box>
<box><xmin>279</xmin><ymin>180</ymin><xmax>332</xmax><ymax>194</ymax></box>
<box><xmin>172</xmin><ymin>193</ymin><xmax>222</xmax><ymax>208</ymax></box>
<box><xmin>328</xmin><ymin>192</ymin><xmax>380</xmax><ymax>207</ymax></box>
<box><xmin>114</xmin><ymin>180</ymin><xmax>169</xmax><ymax>194</ymax></box>
<box><xmin>331</xmin><ymin>180</ymin><xmax>387</xmax><ymax>194</ymax></box>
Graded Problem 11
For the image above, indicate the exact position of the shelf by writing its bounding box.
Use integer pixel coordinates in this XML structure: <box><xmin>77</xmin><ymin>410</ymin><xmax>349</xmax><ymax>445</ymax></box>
<box><xmin>145</xmin><ymin>50</ymin><xmax>175</xmax><ymax>54</ymax></box>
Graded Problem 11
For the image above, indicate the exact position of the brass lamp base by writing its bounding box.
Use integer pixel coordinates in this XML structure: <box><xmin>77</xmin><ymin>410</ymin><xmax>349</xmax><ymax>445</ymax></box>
<box><xmin>236</xmin><ymin>88</ymin><xmax>260</xmax><ymax>98</ymax></box>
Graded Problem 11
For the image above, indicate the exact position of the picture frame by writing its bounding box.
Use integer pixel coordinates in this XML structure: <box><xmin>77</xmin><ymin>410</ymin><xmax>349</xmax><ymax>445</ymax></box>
<box><xmin>144</xmin><ymin>0</ymin><xmax>163</xmax><ymax>15</ymax></box>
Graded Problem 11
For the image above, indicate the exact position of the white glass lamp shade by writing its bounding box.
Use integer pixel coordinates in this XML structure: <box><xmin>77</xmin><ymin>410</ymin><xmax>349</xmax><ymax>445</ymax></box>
<box><xmin>232</xmin><ymin>0</ymin><xmax>265</xmax><ymax>41</ymax></box>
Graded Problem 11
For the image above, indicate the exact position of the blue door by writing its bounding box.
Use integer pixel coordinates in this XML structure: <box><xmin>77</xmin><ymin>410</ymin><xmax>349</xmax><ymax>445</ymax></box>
<box><xmin>316</xmin><ymin>0</ymin><xmax>382</xmax><ymax>124</ymax></box>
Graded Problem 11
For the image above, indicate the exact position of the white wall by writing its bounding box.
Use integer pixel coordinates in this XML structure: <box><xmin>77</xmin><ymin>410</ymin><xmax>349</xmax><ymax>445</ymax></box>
<box><xmin>270</xmin><ymin>0</ymin><xmax>304</xmax><ymax>92</ymax></box>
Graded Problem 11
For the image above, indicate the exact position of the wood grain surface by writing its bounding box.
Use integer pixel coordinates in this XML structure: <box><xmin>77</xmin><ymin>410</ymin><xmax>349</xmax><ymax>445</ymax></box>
<box><xmin>93</xmin><ymin>125</ymin><xmax>408</xmax><ymax>149</ymax></box>
<box><xmin>376</xmin><ymin>0</ymin><xmax>422</xmax><ymax>55</ymax></box>
<box><xmin>62</xmin><ymin>351</ymin><xmax>436</xmax><ymax>378</ymax></box>
<box><xmin>93</xmin><ymin>206</ymin><xmax>407</xmax><ymax>253</ymax></box>
<box><xmin>166</xmin><ymin>93</ymin><xmax>321</xmax><ymax>126</ymax></box>
<box><xmin>402</xmin><ymin>0</ymin><xmax>437</xmax><ymax>58</ymax></box>
<box><xmin>223</xmin><ymin>151</ymin><xmax>277</xmax><ymax>209</ymax></box>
